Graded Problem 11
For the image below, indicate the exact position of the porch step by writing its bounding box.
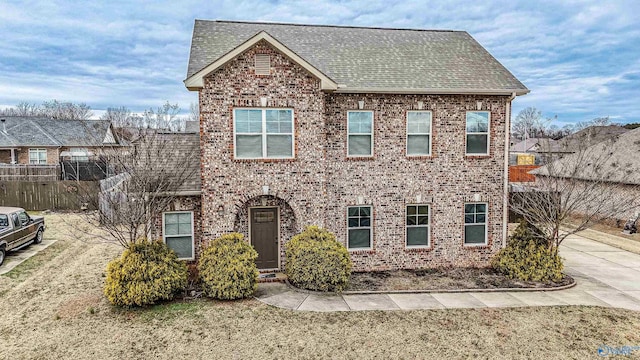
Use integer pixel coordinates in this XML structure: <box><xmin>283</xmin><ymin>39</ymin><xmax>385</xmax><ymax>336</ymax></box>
<box><xmin>258</xmin><ymin>272</ymin><xmax>288</xmax><ymax>283</ymax></box>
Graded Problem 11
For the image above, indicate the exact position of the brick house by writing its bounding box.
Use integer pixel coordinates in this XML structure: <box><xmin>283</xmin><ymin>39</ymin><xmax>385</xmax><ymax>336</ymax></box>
<box><xmin>161</xmin><ymin>20</ymin><xmax>528</xmax><ymax>272</ymax></box>
<box><xmin>0</xmin><ymin>117</ymin><xmax>119</xmax><ymax>166</ymax></box>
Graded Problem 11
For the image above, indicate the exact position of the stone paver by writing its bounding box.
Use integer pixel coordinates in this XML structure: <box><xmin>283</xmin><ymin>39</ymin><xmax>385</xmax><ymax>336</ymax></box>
<box><xmin>387</xmin><ymin>293</ymin><xmax>445</xmax><ymax>310</ymax></box>
<box><xmin>343</xmin><ymin>294</ymin><xmax>399</xmax><ymax>311</ymax></box>
<box><xmin>0</xmin><ymin>240</ymin><xmax>56</xmax><ymax>275</ymax></box>
<box><xmin>256</xmin><ymin>231</ymin><xmax>640</xmax><ymax>311</ymax></box>
<box><xmin>430</xmin><ymin>293</ymin><xmax>486</xmax><ymax>308</ymax></box>
<box><xmin>470</xmin><ymin>292</ymin><xmax>526</xmax><ymax>308</ymax></box>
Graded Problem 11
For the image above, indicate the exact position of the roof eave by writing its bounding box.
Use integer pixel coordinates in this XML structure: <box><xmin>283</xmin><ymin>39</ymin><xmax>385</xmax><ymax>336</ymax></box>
<box><xmin>331</xmin><ymin>87</ymin><xmax>530</xmax><ymax>96</ymax></box>
<box><xmin>184</xmin><ymin>31</ymin><xmax>338</xmax><ymax>91</ymax></box>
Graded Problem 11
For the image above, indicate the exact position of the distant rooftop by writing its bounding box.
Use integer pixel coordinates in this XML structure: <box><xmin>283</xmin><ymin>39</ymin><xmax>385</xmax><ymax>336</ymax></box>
<box><xmin>0</xmin><ymin>117</ymin><xmax>118</xmax><ymax>148</ymax></box>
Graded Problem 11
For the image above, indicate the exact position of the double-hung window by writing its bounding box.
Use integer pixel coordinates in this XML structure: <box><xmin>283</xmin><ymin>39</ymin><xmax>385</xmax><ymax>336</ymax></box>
<box><xmin>466</xmin><ymin>111</ymin><xmax>490</xmax><ymax>155</ymax></box>
<box><xmin>347</xmin><ymin>111</ymin><xmax>373</xmax><ymax>156</ymax></box>
<box><xmin>163</xmin><ymin>211</ymin><xmax>194</xmax><ymax>260</ymax></box>
<box><xmin>347</xmin><ymin>206</ymin><xmax>372</xmax><ymax>249</ymax></box>
<box><xmin>234</xmin><ymin>108</ymin><xmax>294</xmax><ymax>159</ymax></box>
<box><xmin>407</xmin><ymin>111</ymin><xmax>432</xmax><ymax>156</ymax></box>
<box><xmin>464</xmin><ymin>203</ymin><xmax>487</xmax><ymax>245</ymax></box>
<box><xmin>406</xmin><ymin>205</ymin><xmax>430</xmax><ymax>247</ymax></box>
<box><xmin>29</xmin><ymin>149</ymin><xmax>47</xmax><ymax>164</ymax></box>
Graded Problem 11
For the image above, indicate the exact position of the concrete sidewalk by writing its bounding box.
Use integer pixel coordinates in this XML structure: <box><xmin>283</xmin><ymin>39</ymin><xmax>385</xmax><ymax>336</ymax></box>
<box><xmin>256</xmin><ymin>233</ymin><xmax>640</xmax><ymax>311</ymax></box>
<box><xmin>0</xmin><ymin>240</ymin><xmax>57</xmax><ymax>275</ymax></box>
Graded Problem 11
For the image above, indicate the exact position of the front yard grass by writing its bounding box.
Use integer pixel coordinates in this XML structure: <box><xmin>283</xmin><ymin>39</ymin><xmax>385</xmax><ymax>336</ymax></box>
<box><xmin>0</xmin><ymin>213</ymin><xmax>639</xmax><ymax>359</ymax></box>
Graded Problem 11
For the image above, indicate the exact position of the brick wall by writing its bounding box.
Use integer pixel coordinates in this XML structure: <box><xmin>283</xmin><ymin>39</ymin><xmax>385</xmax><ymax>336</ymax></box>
<box><xmin>197</xmin><ymin>40</ymin><xmax>510</xmax><ymax>271</ymax></box>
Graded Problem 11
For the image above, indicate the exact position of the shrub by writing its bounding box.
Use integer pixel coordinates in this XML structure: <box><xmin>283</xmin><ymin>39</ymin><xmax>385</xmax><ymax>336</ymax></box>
<box><xmin>285</xmin><ymin>226</ymin><xmax>352</xmax><ymax>292</ymax></box>
<box><xmin>198</xmin><ymin>233</ymin><xmax>259</xmax><ymax>300</ymax></box>
<box><xmin>104</xmin><ymin>239</ymin><xmax>188</xmax><ymax>307</ymax></box>
<box><xmin>492</xmin><ymin>222</ymin><xmax>564</xmax><ymax>282</ymax></box>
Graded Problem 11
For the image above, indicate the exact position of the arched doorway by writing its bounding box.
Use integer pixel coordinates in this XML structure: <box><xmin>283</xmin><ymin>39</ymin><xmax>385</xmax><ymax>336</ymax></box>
<box><xmin>234</xmin><ymin>195</ymin><xmax>298</xmax><ymax>270</ymax></box>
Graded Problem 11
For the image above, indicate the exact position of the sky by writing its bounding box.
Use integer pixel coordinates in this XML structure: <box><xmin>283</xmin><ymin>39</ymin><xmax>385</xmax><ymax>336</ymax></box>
<box><xmin>0</xmin><ymin>0</ymin><xmax>639</xmax><ymax>126</ymax></box>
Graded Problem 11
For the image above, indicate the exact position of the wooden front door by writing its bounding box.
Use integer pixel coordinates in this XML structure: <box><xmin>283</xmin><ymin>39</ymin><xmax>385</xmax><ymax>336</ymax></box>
<box><xmin>250</xmin><ymin>207</ymin><xmax>279</xmax><ymax>269</ymax></box>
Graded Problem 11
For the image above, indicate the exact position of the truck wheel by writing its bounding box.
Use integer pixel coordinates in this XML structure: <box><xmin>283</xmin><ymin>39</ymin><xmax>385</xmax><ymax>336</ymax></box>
<box><xmin>33</xmin><ymin>228</ymin><xmax>44</xmax><ymax>245</ymax></box>
<box><xmin>0</xmin><ymin>248</ymin><xmax>5</xmax><ymax>266</ymax></box>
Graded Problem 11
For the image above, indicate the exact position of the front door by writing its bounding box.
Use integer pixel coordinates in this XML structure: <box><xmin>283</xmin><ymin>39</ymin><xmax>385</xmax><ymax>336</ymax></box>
<box><xmin>250</xmin><ymin>207</ymin><xmax>279</xmax><ymax>269</ymax></box>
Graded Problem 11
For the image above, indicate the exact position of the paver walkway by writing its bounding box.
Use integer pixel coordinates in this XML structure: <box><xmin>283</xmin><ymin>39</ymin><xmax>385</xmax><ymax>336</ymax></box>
<box><xmin>256</xmin><ymin>233</ymin><xmax>640</xmax><ymax>311</ymax></box>
<box><xmin>0</xmin><ymin>240</ymin><xmax>56</xmax><ymax>275</ymax></box>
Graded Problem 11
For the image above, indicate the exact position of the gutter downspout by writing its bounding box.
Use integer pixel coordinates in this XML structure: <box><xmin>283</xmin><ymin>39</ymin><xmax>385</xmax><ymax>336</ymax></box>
<box><xmin>503</xmin><ymin>92</ymin><xmax>517</xmax><ymax>248</ymax></box>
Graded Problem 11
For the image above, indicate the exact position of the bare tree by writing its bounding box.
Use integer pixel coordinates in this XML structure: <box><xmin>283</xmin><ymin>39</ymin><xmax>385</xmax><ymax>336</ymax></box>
<box><xmin>75</xmin><ymin>129</ymin><xmax>199</xmax><ymax>247</ymax></box>
<box><xmin>512</xmin><ymin>107</ymin><xmax>545</xmax><ymax>140</ymax></box>
<box><xmin>41</xmin><ymin>100</ymin><xmax>93</xmax><ymax>120</ymax></box>
<box><xmin>143</xmin><ymin>101</ymin><xmax>181</xmax><ymax>130</ymax></box>
<box><xmin>510</xmin><ymin>131</ymin><xmax>640</xmax><ymax>253</ymax></box>
<box><xmin>189</xmin><ymin>102</ymin><xmax>199</xmax><ymax>123</ymax></box>
<box><xmin>100</xmin><ymin>106</ymin><xmax>133</xmax><ymax>127</ymax></box>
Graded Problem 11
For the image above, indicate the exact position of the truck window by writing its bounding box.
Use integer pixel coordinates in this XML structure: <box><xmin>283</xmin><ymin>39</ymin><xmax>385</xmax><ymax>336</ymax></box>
<box><xmin>0</xmin><ymin>214</ymin><xmax>8</xmax><ymax>227</ymax></box>
<box><xmin>18</xmin><ymin>211</ymin><xmax>29</xmax><ymax>225</ymax></box>
<box><xmin>12</xmin><ymin>213</ymin><xmax>20</xmax><ymax>228</ymax></box>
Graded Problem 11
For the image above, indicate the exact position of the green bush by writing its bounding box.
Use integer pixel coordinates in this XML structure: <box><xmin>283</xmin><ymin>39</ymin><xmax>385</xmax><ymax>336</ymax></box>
<box><xmin>104</xmin><ymin>239</ymin><xmax>188</xmax><ymax>307</ymax></box>
<box><xmin>492</xmin><ymin>222</ymin><xmax>564</xmax><ymax>282</ymax></box>
<box><xmin>285</xmin><ymin>226</ymin><xmax>352</xmax><ymax>292</ymax></box>
<box><xmin>198</xmin><ymin>233</ymin><xmax>259</xmax><ymax>300</ymax></box>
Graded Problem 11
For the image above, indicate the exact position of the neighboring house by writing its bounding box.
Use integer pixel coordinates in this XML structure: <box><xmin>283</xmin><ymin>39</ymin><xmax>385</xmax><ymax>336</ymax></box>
<box><xmin>509</xmin><ymin>137</ymin><xmax>551</xmax><ymax>165</ymax></box>
<box><xmin>531</xmin><ymin>127</ymin><xmax>640</xmax><ymax>222</ymax></box>
<box><xmin>0</xmin><ymin>117</ymin><xmax>119</xmax><ymax>165</ymax></box>
<box><xmin>160</xmin><ymin>20</ymin><xmax>529</xmax><ymax>272</ymax></box>
<box><xmin>537</xmin><ymin>125</ymin><xmax>629</xmax><ymax>160</ymax></box>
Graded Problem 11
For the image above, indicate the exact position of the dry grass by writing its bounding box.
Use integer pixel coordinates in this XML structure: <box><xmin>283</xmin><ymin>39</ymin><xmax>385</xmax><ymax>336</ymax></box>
<box><xmin>1</xmin><ymin>213</ymin><xmax>640</xmax><ymax>359</ymax></box>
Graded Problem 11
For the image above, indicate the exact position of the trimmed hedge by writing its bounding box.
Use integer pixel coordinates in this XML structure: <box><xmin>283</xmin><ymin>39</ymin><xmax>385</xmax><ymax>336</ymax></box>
<box><xmin>104</xmin><ymin>239</ymin><xmax>188</xmax><ymax>307</ymax></box>
<box><xmin>198</xmin><ymin>233</ymin><xmax>259</xmax><ymax>300</ymax></box>
<box><xmin>285</xmin><ymin>226</ymin><xmax>352</xmax><ymax>292</ymax></box>
<box><xmin>492</xmin><ymin>222</ymin><xmax>564</xmax><ymax>282</ymax></box>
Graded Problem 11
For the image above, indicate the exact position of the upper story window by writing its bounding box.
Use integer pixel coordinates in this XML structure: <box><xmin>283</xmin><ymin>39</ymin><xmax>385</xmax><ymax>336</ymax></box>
<box><xmin>233</xmin><ymin>108</ymin><xmax>294</xmax><ymax>159</ymax></box>
<box><xmin>347</xmin><ymin>111</ymin><xmax>373</xmax><ymax>157</ymax></box>
<box><xmin>29</xmin><ymin>148</ymin><xmax>47</xmax><ymax>164</ymax></box>
<box><xmin>407</xmin><ymin>111</ymin><xmax>432</xmax><ymax>156</ymax></box>
<box><xmin>466</xmin><ymin>111</ymin><xmax>490</xmax><ymax>155</ymax></box>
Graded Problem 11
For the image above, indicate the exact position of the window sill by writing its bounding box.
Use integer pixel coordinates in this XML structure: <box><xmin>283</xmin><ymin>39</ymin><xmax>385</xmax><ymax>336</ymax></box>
<box><xmin>345</xmin><ymin>156</ymin><xmax>375</xmax><ymax>161</ymax></box>
<box><xmin>404</xmin><ymin>245</ymin><xmax>432</xmax><ymax>252</ymax></box>
<box><xmin>348</xmin><ymin>248</ymin><xmax>375</xmax><ymax>254</ymax></box>
<box><xmin>462</xmin><ymin>243</ymin><xmax>490</xmax><ymax>249</ymax></box>
<box><xmin>233</xmin><ymin>158</ymin><xmax>297</xmax><ymax>163</ymax></box>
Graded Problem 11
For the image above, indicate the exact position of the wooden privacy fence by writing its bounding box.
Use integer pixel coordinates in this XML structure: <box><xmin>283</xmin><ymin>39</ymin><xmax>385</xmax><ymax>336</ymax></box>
<box><xmin>0</xmin><ymin>164</ymin><xmax>60</xmax><ymax>181</ymax></box>
<box><xmin>0</xmin><ymin>181</ymin><xmax>99</xmax><ymax>211</ymax></box>
<box><xmin>509</xmin><ymin>165</ymin><xmax>540</xmax><ymax>183</ymax></box>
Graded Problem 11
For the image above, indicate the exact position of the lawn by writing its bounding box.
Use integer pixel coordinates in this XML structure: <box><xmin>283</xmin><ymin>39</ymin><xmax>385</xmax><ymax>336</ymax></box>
<box><xmin>0</xmin><ymin>213</ymin><xmax>639</xmax><ymax>359</ymax></box>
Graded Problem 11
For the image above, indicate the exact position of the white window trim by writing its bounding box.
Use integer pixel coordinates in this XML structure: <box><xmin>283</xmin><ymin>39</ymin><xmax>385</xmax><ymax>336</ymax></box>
<box><xmin>347</xmin><ymin>205</ymin><xmax>373</xmax><ymax>250</ymax></box>
<box><xmin>406</xmin><ymin>110</ymin><xmax>433</xmax><ymax>156</ymax></box>
<box><xmin>28</xmin><ymin>148</ymin><xmax>47</xmax><ymax>165</ymax></box>
<box><xmin>465</xmin><ymin>111</ymin><xmax>491</xmax><ymax>156</ymax></box>
<box><xmin>233</xmin><ymin>108</ymin><xmax>295</xmax><ymax>159</ymax></box>
<box><xmin>405</xmin><ymin>204</ymin><xmax>430</xmax><ymax>248</ymax></box>
<box><xmin>464</xmin><ymin>202</ymin><xmax>488</xmax><ymax>246</ymax></box>
<box><xmin>347</xmin><ymin>110</ymin><xmax>374</xmax><ymax>157</ymax></box>
<box><xmin>162</xmin><ymin>211</ymin><xmax>195</xmax><ymax>260</ymax></box>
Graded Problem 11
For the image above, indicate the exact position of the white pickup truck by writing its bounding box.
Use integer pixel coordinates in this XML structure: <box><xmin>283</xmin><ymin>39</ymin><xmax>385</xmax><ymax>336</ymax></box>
<box><xmin>0</xmin><ymin>207</ymin><xmax>45</xmax><ymax>266</ymax></box>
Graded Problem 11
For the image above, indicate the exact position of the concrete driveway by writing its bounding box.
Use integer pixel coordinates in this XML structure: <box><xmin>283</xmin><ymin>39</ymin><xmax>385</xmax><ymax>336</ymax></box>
<box><xmin>0</xmin><ymin>240</ymin><xmax>57</xmax><ymax>275</ymax></box>
<box><xmin>256</xmin><ymin>233</ymin><xmax>640</xmax><ymax>311</ymax></box>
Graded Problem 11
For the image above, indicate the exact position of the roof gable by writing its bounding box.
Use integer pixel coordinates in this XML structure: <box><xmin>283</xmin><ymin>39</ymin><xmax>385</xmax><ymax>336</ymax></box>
<box><xmin>186</xmin><ymin>20</ymin><xmax>529</xmax><ymax>95</ymax></box>
<box><xmin>185</xmin><ymin>31</ymin><xmax>338</xmax><ymax>91</ymax></box>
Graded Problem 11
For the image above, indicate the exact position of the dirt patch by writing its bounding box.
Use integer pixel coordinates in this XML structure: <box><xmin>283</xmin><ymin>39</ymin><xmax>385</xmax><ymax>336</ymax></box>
<box><xmin>347</xmin><ymin>268</ymin><xmax>572</xmax><ymax>292</ymax></box>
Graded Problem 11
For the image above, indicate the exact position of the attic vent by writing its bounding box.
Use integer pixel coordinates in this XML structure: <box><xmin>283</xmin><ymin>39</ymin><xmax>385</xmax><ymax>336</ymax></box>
<box><xmin>255</xmin><ymin>54</ymin><xmax>270</xmax><ymax>75</ymax></box>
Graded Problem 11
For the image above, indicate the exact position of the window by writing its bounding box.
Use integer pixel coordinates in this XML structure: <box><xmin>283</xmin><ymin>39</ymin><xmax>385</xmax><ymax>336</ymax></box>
<box><xmin>17</xmin><ymin>211</ymin><xmax>29</xmax><ymax>226</ymax></box>
<box><xmin>0</xmin><ymin>214</ymin><xmax>8</xmax><ymax>228</ymax></box>
<box><xmin>29</xmin><ymin>149</ymin><xmax>47</xmax><ymax>164</ymax></box>
<box><xmin>407</xmin><ymin>111</ymin><xmax>432</xmax><ymax>156</ymax></box>
<box><xmin>464</xmin><ymin>203</ymin><xmax>487</xmax><ymax>245</ymax></box>
<box><xmin>466</xmin><ymin>111</ymin><xmax>490</xmax><ymax>155</ymax></box>
<box><xmin>347</xmin><ymin>206</ymin><xmax>372</xmax><ymax>249</ymax></box>
<box><xmin>406</xmin><ymin>205</ymin><xmax>430</xmax><ymax>247</ymax></box>
<box><xmin>347</xmin><ymin>111</ymin><xmax>373</xmax><ymax>156</ymax></box>
<box><xmin>234</xmin><ymin>108</ymin><xmax>294</xmax><ymax>159</ymax></box>
<box><xmin>163</xmin><ymin>212</ymin><xmax>194</xmax><ymax>259</ymax></box>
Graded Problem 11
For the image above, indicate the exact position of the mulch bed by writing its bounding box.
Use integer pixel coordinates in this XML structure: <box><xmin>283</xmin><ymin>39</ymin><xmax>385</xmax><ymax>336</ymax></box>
<box><xmin>346</xmin><ymin>267</ymin><xmax>573</xmax><ymax>292</ymax></box>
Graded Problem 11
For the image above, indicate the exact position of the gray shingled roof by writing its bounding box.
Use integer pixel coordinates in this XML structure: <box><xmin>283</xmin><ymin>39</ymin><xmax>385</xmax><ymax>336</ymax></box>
<box><xmin>532</xmin><ymin>127</ymin><xmax>640</xmax><ymax>185</ymax></box>
<box><xmin>187</xmin><ymin>20</ymin><xmax>528</xmax><ymax>93</ymax></box>
<box><xmin>538</xmin><ymin>126</ymin><xmax>629</xmax><ymax>154</ymax></box>
<box><xmin>184</xmin><ymin>121</ymin><xmax>199</xmax><ymax>133</ymax></box>
<box><xmin>0</xmin><ymin>117</ymin><xmax>117</xmax><ymax>147</ymax></box>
